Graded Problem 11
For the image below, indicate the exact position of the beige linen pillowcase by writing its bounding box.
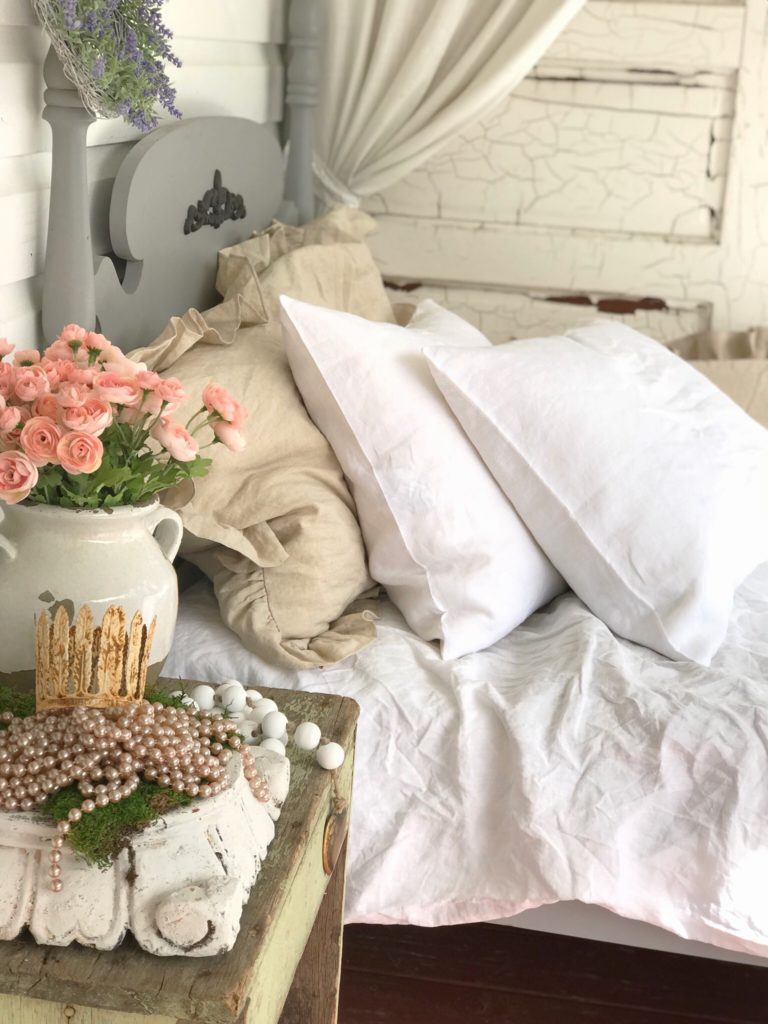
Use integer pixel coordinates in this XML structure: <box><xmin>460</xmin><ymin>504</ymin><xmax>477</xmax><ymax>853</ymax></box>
<box><xmin>690</xmin><ymin>359</ymin><xmax>768</xmax><ymax>429</ymax></box>
<box><xmin>131</xmin><ymin>209</ymin><xmax>393</xmax><ymax>669</ymax></box>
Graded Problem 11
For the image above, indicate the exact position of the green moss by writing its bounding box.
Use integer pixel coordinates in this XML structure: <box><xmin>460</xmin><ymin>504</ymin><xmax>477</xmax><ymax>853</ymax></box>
<box><xmin>0</xmin><ymin>687</ymin><xmax>36</xmax><ymax>724</ymax></box>
<box><xmin>44</xmin><ymin>782</ymin><xmax>192</xmax><ymax>870</ymax></box>
<box><xmin>0</xmin><ymin>685</ymin><xmax>215</xmax><ymax>868</ymax></box>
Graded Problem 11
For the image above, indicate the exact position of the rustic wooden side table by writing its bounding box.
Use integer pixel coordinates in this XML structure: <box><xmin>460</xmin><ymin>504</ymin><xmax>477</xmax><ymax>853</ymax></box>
<box><xmin>0</xmin><ymin>684</ymin><xmax>359</xmax><ymax>1024</ymax></box>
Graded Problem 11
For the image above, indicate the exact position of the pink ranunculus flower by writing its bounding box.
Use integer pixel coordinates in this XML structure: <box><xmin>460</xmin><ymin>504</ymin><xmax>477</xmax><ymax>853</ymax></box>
<box><xmin>13</xmin><ymin>348</ymin><xmax>40</xmax><ymax>367</ymax></box>
<box><xmin>57</xmin><ymin>324</ymin><xmax>88</xmax><ymax>345</ymax></box>
<box><xmin>14</xmin><ymin>365</ymin><xmax>51</xmax><ymax>403</ymax></box>
<box><xmin>0</xmin><ymin>451</ymin><xmax>38</xmax><ymax>504</ymax></box>
<box><xmin>0</xmin><ymin>363</ymin><xmax>15</xmax><ymax>400</ymax></box>
<box><xmin>136</xmin><ymin>370</ymin><xmax>161</xmax><ymax>390</ymax></box>
<box><xmin>212</xmin><ymin>419</ymin><xmax>246</xmax><ymax>452</ymax></box>
<box><xmin>0</xmin><ymin>338</ymin><xmax>13</xmax><ymax>358</ymax></box>
<box><xmin>202</xmin><ymin>383</ymin><xmax>245</xmax><ymax>425</ymax></box>
<box><xmin>20</xmin><ymin>416</ymin><xmax>62</xmax><ymax>467</ymax></box>
<box><xmin>118</xmin><ymin>405</ymin><xmax>143</xmax><ymax>425</ymax></box>
<box><xmin>101</xmin><ymin>345</ymin><xmax>146</xmax><ymax>378</ymax></box>
<box><xmin>39</xmin><ymin>357</ymin><xmax>63</xmax><ymax>389</ymax></box>
<box><xmin>83</xmin><ymin>332</ymin><xmax>110</xmax><ymax>353</ymax></box>
<box><xmin>0</xmin><ymin>406</ymin><xmax>22</xmax><ymax>433</ymax></box>
<box><xmin>32</xmin><ymin>394</ymin><xmax>61</xmax><ymax>420</ymax></box>
<box><xmin>56</xmin><ymin>431</ymin><xmax>103</xmax><ymax>475</ymax></box>
<box><xmin>69</xmin><ymin>366</ymin><xmax>96</xmax><ymax>387</ymax></box>
<box><xmin>61</xmin><ymin>398</ymin><xmax>112</xmax><ymax>436</ymax></box>
<box><xmin>154</xmin><ymin>377</ymin><xmax>187</xmax><ymax>409</ymax></box>
<box><xmin>56</xmin><ymin>381</ymin><xmax>90</xmax><ymax>408</ymax></box>
<box><xmin>94</xmin><ymin>371</ymin><xmax>142</xmax><ymax>407</ymax></box>
<box><xmin>44</xmin><ymin>339</ymin><xmax>80</xmax><ymax>362</ymax></box>
<box><xmin>151</xmin><ymin>417</ymin><xmax>199</xmax><ymax>463</ymax></box>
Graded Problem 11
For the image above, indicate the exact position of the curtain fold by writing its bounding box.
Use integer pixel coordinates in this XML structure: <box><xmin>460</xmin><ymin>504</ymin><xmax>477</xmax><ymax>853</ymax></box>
<box><xmin>316</xmin><ymin>0</ymin><xmax>586</xmax><ymax>205</ymax></box>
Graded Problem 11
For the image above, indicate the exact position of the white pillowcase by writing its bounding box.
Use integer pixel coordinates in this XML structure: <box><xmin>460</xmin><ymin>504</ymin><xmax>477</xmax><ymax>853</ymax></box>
<box><xmin>425</xmin><ymin>321</ymin><xmax>768</xmax><ymax>665</ymax></box>
<box><xmin>279</xmin><ymin>296</ymin><xmax>564</xmax><ymax>659</ymax></box>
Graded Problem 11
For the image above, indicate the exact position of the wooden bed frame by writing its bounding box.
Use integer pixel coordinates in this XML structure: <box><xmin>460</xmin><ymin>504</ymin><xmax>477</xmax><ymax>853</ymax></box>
<box><xmin>37</xmin><ymin>0</ymin><xmax>767</xmax><ymax>971</ymax></box>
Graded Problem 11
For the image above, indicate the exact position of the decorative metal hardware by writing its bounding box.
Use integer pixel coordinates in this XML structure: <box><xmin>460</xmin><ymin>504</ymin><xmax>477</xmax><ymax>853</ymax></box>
<box><xmin>183</xmin><ymin>169</ymin><xmax>246</xmax><ymax>235</ymax></box>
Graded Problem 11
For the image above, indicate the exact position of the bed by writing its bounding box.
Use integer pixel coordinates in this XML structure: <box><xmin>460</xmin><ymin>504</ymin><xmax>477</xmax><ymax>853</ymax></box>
<box><xmin>36</xmin><ymin>8</ymin><xmax>768</xmax><ymax>972</ymax></box>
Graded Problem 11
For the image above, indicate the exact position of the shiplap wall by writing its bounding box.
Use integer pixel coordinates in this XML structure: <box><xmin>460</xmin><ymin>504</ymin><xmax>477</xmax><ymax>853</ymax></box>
<box><xmin>367</xmin><ymin>0</ymin><xmax>768</xmax><ymax>343</ymax></box>
<box><xmin>0</xmin><ymin>0</ymin><xmax>285</xmax><ymax>345</ymax></box>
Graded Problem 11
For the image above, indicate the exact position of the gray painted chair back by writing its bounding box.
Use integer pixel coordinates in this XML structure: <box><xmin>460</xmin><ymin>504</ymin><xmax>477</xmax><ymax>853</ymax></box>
<box><xmin>40</xmin><ymin>0</ymin><xmax>322</xmax><ymax>352</ymax></box>
<box><xmin>95</xmin><ymin>118</ymin><xmax>283</xmax><ymax>351</ymax></box>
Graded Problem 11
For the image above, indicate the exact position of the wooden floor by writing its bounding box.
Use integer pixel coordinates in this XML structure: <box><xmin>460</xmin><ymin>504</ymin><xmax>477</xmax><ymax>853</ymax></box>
<box><xmin>339</xmin><ymin>923</ymin><xmax>768</xmax><ymax>1023</ymax></box>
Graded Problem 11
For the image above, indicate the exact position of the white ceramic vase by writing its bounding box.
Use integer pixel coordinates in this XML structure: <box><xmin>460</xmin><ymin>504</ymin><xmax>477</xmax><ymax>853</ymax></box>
<box><xmin>0</xmin><ymin>499</ymin><xmax>183</xmax><ymax>689</ymax></box>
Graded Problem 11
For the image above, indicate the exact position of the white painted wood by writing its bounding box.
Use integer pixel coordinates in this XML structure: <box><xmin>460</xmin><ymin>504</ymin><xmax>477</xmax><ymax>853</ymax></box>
<box><xmin>386</xmin><ymin>283</ymin><xmax>708</xmax><ymax>343</ymax></box>
<box><xmin>0</xmin><ymin>751</ymin><xmax>291</xmax><ymax>957</ymax></box>
<box><xmin>367</xmin><ymin>0</ymin><xmax>768</xmax><ymax>338</ymax></box>
<box><xmin>0</xmin><ymin>0</ymin><xmax>285</xmax><ymax>344</ymax></box>
<box><xmin>546</xmin><ymin>2</ymin><xmax>745</xmax><ymax>68</ymax></box>
<box><xmin>366</xmin><ymin>72</ymin><xmax>733</xmax><ymax>239</ymax></box>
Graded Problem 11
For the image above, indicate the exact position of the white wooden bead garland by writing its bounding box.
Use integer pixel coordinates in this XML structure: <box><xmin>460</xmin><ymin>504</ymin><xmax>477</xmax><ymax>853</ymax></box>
<box><xmin>183</xmin><ymin>679</ymin><xmax>347</xmax><ymax>772</ymax></box>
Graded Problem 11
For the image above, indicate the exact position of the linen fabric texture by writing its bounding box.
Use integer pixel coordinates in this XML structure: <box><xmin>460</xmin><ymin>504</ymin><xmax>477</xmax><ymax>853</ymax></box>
<box><xmin>280</xmin><ymin>295</ymin><xmax>564</xmax><ymax>660</ymax></box>
<box><xmin>130</xmin><ymin>209</ymin><xmax>392</xmax><ymax>669</ymax></box>
<box><xmin>425</xmin><ymin>322</ymin><xmax>768</xmax><ymax>665</ymax></box>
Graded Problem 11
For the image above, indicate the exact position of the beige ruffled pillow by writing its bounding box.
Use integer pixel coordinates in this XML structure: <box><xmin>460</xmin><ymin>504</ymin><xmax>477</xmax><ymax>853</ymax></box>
<box><xmin>131</xmin><ymin>208</ymin><xmax>393</xmax><ymax>668</ymax></box>
<box><xmin>690</xmin><ymin>359</ymin><xmax>768</xmax><ymax>429</ymax></box>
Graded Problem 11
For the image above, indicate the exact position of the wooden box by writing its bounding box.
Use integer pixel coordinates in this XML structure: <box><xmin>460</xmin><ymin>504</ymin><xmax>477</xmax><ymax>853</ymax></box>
<box><xmin>0</xmin><ymin>685</ymin><xmax>358</xmax><ymax>1024</ymax></box>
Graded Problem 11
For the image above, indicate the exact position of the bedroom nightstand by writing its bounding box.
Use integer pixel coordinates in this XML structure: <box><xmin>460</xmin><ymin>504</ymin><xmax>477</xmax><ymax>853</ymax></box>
<box><xmin>0</xmin><ymin>685</ymin><xmax>358</xmax><ymax>1024</ymax></box>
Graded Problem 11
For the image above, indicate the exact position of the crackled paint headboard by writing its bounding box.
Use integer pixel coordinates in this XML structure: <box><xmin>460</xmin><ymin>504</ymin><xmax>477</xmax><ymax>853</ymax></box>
<box><xmin>41</xmin><ymin>0</ymin><xmax>320</xmax><ymax>352</ymax></box>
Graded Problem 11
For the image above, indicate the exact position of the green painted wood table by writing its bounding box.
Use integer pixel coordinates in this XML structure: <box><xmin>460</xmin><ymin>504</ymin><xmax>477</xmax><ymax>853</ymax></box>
<box><xmin>0</xmin><ymin>684</ymin><xmax>359</xmax><ymax>1024</ymax></box>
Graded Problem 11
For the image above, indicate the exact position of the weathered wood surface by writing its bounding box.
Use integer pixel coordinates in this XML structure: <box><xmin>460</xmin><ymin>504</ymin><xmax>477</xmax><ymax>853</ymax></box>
<box><xmin>0</xmin><ymin>685</ymin><xmax>358</xmax><ymax>1024</ymax></box>
<box><xmin>279</xmin><ymin>838</ymin><xmax>348</xmax><ymax>1024</ymax></box>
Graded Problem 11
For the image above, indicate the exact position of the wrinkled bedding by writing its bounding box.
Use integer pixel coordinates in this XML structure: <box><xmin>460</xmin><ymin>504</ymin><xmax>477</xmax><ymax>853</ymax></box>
<box><xmin>165</xmin><ymin>565</ymin><xmax>768</xmax><ymax>958</ymax></box>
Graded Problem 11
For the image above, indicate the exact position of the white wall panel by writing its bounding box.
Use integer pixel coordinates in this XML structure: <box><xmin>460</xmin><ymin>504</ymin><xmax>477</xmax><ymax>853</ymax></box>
<box><xmin>0</xmin><ymin>0</ymin><xmax>285</xmax><ymax>343</ymax></box>
<box><xmin>366</xmin><ymin>0</ymin><xmax>764</xmax><ymax>341</ymax></box>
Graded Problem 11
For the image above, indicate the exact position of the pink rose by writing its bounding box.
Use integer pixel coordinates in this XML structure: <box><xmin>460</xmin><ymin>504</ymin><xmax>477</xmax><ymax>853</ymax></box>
<box><xmin>212</xmin><ymin>419</ymin><xmax>246</xmax><ymax>452</ymax></box>
<box><xmin>151</xmin><ymin>417</ymin><xmax>199</xmax><ymax>462</ymax></box>
<box><xmin>94</xmin><ymin>371</ymin><xmax>142</xmax><ymax>407</ymax></box>
<box><xmin>0</xmin><ymin>406</ymin><xmax>22</xmax><ymax>433</ymax></box>
<box><xmin>0</xmin><ymin>363</ymin><xmax>15</xmax><ymax>400</ymax></box>
<box><xmin>13</xmin><ymin>349</ymin><xmax>40</xmax><ymax>367</ymax></box>
<box><xmin>56</xmin><ymin>431</ymin><xmax>103</xmax><ymax>475</ymax></box>
<box><xmin>56</xmin><ymin>381</ymin><xmax>90</xmax><ymax>408</ymax></box>
<box><xmin>20</xmin><ymin>416</ymin><xmax>62</xmax><ymax>467</ymax></box>
<box><xmin>0</xmin><ymin>451</ymin><xmax>38</xmax><ymax>504</ymax></box>
<box><xmin>32</xmin><ymin>394</ymin><xmax>61</xmax><ymax>420</ymax></box>
<box><xmin>61</xmin><ymin>398</ymin><xmax>112</xmax><ymax>436</ymax></box>
<box><xmin>202</xmin><ymin>383</ymin><xmax>246</xmax><ymax>425</ymax></box>
<box><xmin>0</xmin><ymin>339</ymin><xmax>13</xmax><ymax>358</ymax></box>
<box><xmin>14</xmin><ymin>365</ymin><xmax>50</xmax><ymax>402</ymax></box>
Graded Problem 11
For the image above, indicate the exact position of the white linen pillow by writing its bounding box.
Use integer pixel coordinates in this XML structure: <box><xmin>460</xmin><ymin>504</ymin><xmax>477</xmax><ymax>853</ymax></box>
<box><xmin>425</xmin><ymin>321</ymin><xmax>768</xmax><ymax>665</ymax></box>
<box><xmin>279</xmin><ymin>296</ymin><xmax>564</xmax><ymax>659</ymax></box>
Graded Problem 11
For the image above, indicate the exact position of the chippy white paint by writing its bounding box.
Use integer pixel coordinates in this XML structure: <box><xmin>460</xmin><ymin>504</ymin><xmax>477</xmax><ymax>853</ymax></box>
<box><xmin>367</xmin><ymin>0</ymin><xmax>768</xmax><ymax>340</ymax></box>
<box><xmin>0</xmin><ymin>749</ymin><xmax>290</xmax><ymax>956</ymax></box>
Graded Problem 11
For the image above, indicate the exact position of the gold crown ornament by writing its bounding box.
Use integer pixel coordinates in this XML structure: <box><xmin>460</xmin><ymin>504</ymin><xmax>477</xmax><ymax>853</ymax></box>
<box><xmin>35</xmin><ymin>604</ymin><xmax>156</xmax><ymax>711</ymax></box>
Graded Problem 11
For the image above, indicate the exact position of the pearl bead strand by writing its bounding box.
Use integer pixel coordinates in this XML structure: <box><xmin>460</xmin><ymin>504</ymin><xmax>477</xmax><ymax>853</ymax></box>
<box><xmin>0</xmin><ymin>701</ymin><xmax>270</xmax><ymax>894</ymax></box>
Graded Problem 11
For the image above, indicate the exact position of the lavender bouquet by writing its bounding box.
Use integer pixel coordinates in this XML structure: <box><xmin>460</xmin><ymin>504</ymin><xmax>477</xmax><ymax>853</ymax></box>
<box><xmin>32</xmin><ymin>0</ymin><xmax>181</xmax><ymax>132</ymax></box>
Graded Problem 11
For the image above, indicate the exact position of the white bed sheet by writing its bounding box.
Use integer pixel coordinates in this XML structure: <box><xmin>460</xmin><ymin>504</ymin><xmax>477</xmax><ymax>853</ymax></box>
<box><xmin>164</xmin><ymin>566</ymin><xmax>768</xmax><ymax>959</ymax></box>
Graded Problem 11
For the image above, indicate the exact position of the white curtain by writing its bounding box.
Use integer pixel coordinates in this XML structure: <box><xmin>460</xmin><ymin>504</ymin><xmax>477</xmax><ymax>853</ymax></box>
<box><xmin>316</xmin><ymin>0</ymin><xmax>586</xmax><ymax>205</ymax></box>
